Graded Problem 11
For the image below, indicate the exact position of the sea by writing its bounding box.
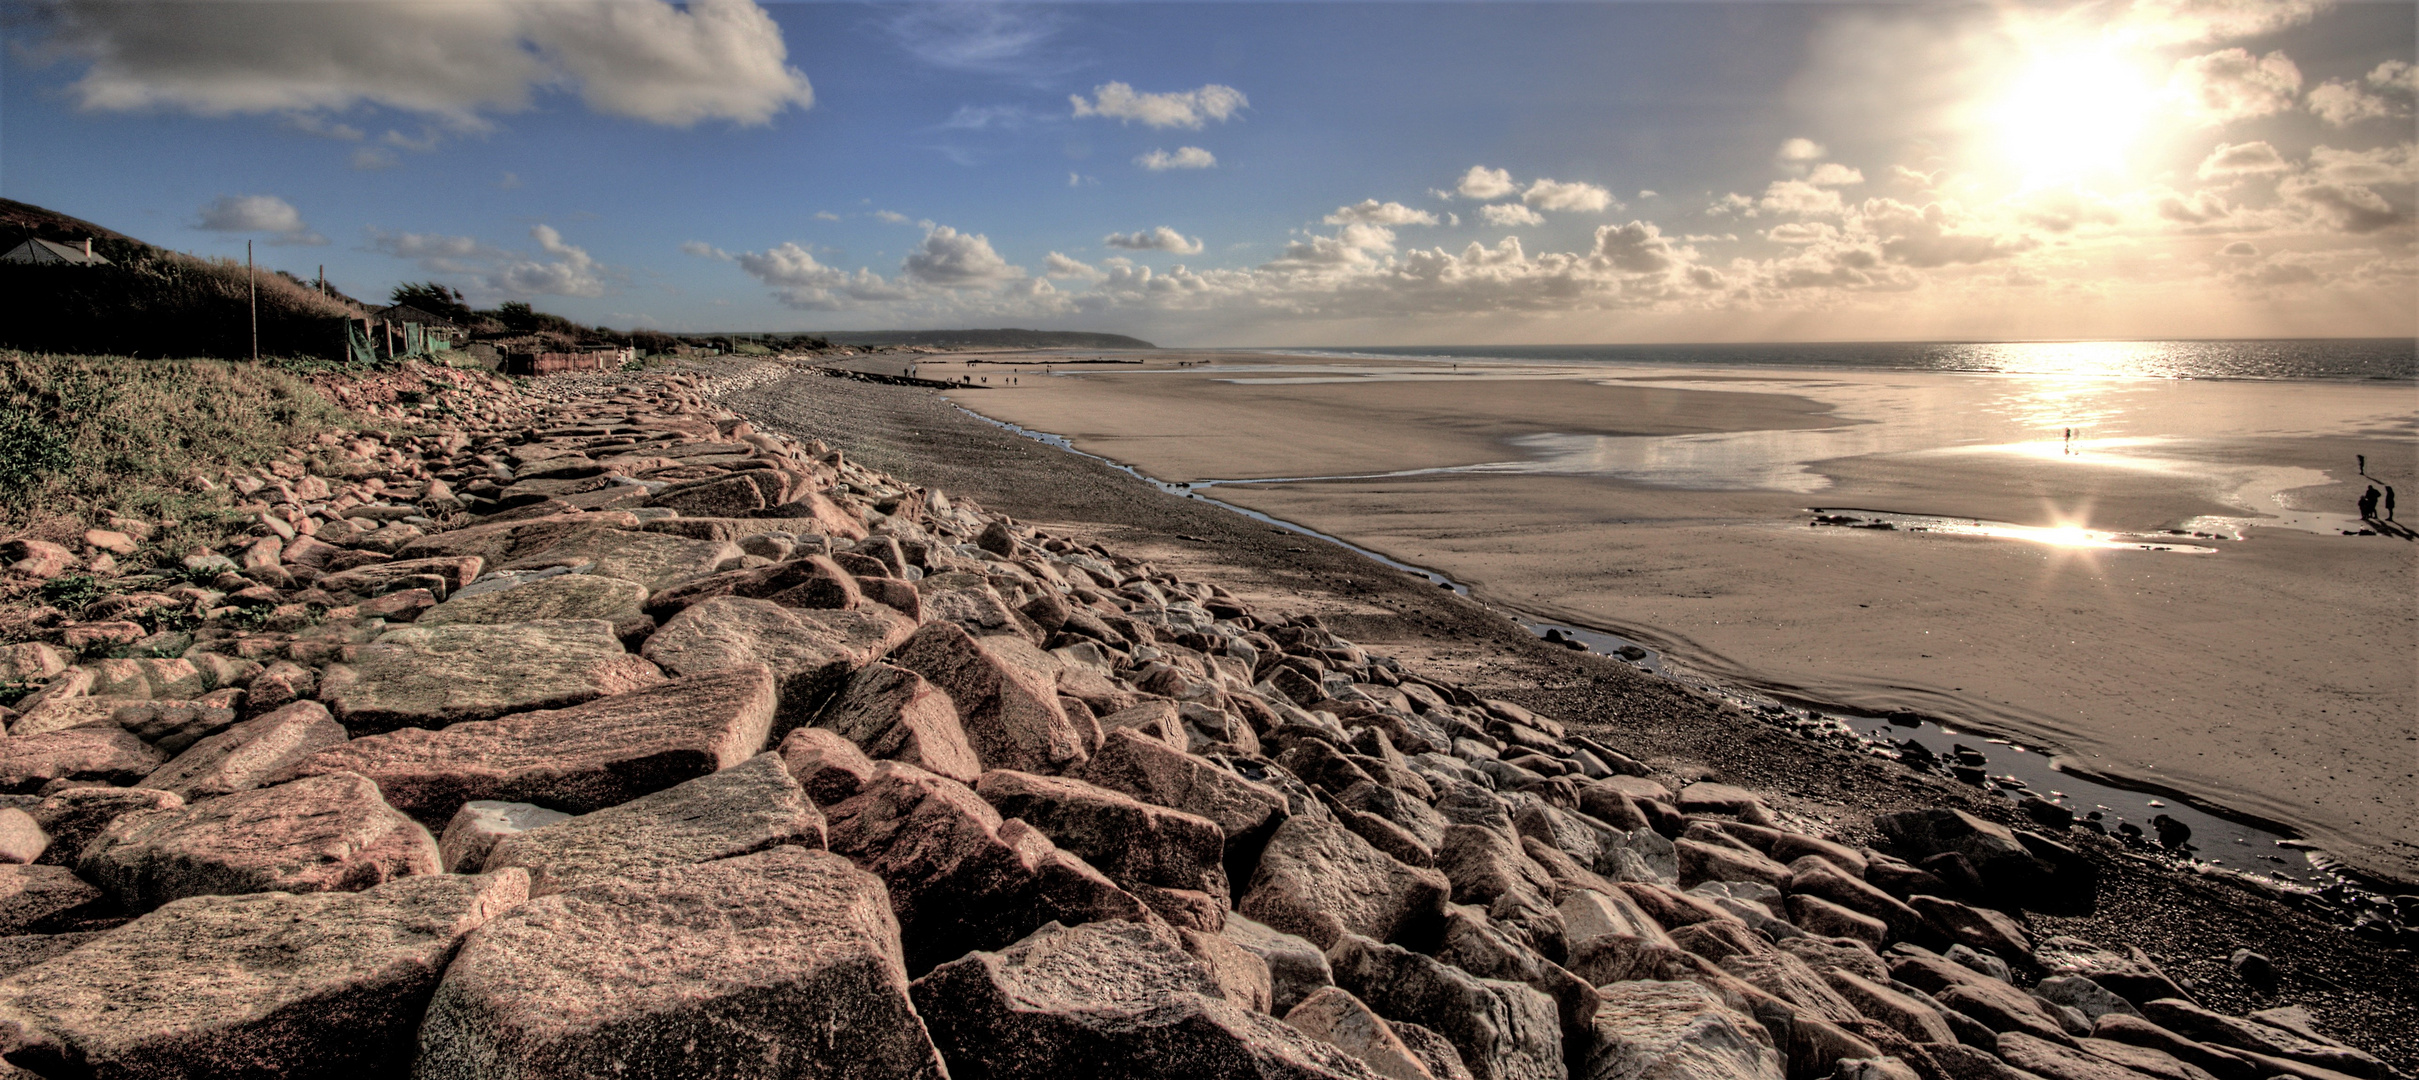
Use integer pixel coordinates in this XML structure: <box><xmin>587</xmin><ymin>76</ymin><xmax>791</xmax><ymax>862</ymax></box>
<box><xmin>1283</xmin><ymin>338</ymin><xmax>2417</xmax><ymax>382</ymax></box>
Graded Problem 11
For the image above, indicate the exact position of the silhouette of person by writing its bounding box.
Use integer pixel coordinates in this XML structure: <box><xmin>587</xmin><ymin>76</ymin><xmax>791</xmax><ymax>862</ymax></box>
<box><xmin>2358</xmin><ymin>453</ymin><xmax>2366</xmax><ymax>476</ymax></box>
<box><xmin>2387</xmin><ymin>486</ymin><xmax>2398</xmax><ymax>522</ymax></box>
<box><xmin>2360</xmin><ymin>485</ymin><xmax>2380</xmax><ymax>520</ymax></box>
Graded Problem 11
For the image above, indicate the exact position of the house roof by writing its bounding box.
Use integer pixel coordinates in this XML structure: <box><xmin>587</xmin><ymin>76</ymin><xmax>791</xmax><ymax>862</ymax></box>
<box><xmin>0</xmin><ymin>238</ymin><xmax>112</xmax><ymax>266</ymax></box>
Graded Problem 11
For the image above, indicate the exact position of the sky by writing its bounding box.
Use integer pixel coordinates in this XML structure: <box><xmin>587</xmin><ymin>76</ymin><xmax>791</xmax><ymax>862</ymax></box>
<box><xmin>3</xmin><ymin>0</ymin><xmax>2414</xmax><ymax>346</ymax></box>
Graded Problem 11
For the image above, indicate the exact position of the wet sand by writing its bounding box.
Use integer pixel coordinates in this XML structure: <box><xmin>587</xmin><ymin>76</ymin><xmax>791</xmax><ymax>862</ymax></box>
<box><xmin>920</xmin><ymin>348</ymin><xmax>2419</xmax><ymax>883</ymax></box>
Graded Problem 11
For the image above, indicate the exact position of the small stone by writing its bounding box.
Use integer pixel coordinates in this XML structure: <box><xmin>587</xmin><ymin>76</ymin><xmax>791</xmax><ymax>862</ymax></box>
<box><xmin>2226</xmin><ymin>949</ymin><xmax>2278</xmax><ymax>993</ymax></box>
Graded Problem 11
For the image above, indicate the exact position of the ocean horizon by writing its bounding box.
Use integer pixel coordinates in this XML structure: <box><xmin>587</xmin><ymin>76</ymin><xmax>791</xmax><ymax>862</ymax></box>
<box><xmin>1271</xmin><ymin>337</ymin><xmax>2419</xmax><ymax>382</ymax></box>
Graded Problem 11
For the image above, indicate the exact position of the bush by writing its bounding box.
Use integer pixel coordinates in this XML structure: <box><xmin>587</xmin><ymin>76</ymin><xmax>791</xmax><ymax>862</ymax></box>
<box><xmin>0</xmin><ymin>352</ymin><xmax>355</xmax><ymax>557</ymax></box>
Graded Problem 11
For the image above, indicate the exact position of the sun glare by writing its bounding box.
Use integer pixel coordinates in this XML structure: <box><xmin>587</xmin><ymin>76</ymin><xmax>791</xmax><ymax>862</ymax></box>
<box><xmin>1993</xmin><ymin>46</ymin><xmax>2158</xmax><ymax>187</ymax></box>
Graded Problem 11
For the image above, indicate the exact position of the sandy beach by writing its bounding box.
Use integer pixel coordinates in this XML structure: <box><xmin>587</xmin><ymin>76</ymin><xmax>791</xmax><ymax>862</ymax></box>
<box><xmin>900</xmin><ymin>347</ymin><xmax>2419</xmax><ymax>883</ymax></box>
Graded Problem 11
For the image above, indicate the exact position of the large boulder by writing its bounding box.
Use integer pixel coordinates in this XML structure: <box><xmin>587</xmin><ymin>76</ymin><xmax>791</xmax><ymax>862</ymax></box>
<box><xmin>976</xmin><ymin>769</ymin><xmax>1230</xmax><ymax>899</ymax></box>
<box><xmin>888</xmin><ymin>622</ymin><xmax>1091</xmax><ymax>774</ymax></box>
<box><xmin>415</xmin><ymin>573</ymin><xmax>647</xmax><ymax>626</ymax></box>
<box><xmin>821</xmin><ymin>761</ymin><xmax>1157</xmax><ymax>975</ymax></box>
<box><xmin>1580</xmin><ymin>979</ymin><xmax>1783</xmax><ymax>1080</ymax></box>
<box><xmin>0</xmin><ymin>870</ymin><xmax>527</xmax><ymax>1079</ymax></box>
<box><xmin>816</xmin><ymin>663</ymin><xmax>981</xmax><ymax>784</ymax></box>
<box><xmin>390</xmin><ymin>512</ymin><xmax>642</xmax><ymax>566</ymax></box>
<box><xmin>1286</xmin><ymin>986</ymin><xmax>1443</xmax><ymax>1080</ymax></box>
<box><xmin>79</xmin><ymin>772</ymin><xmax>439</xmax><ymax>910</ymax></box>
<box><xmin>1225</xmin><ymin>913</ymin><xmax>1339</xmax><ymax>1017</ymax></box>
<box><xmin>1326</xmin><ymin>933</ymin><xmax>1565</xmax><ymax>1080</ymax></box>
<box><xmin>318</xmin><ymin>620</ymin><xmax>663</xmax><ymax>734</ymax></box>
<box><xmin>416</xmin><ymin>846</ymin><xmax>947</xmax><ymax>1079</ymax></box>
<box><xmin>140</xmin><ymin>701</ymin><xmax>349</xmax><ymax>800</ymax></box>
<box><xmin>292</xmin><ymin>667</ymin><xmax>776</xmax><ymax>825</ymax></box>
<box><xmin>1073</xmin><ymin>728</ymin><xmax>1290</xmax><ymax>867</ymax></box>
<box><xmin>495</xmin><ymin>527</ymin><xmax>744</xmax><ymax>592</ymax></box>
<box><xmin>1241</xmin><ymin>815</ymin><xmax>1451</xmax><ymax>950</ymax></box>
<box><xmin>1873</xmin><ymin>810</ymin><xmax>2047</xmax><ymax>897</ymax></box>
<box><xmin>0</xmin><ymin>865</ymin><xmax>108</xmax><ymax>935</ymax></box>
<box><xmin>480</xmin><ymin>752</ymin><xmax>822</xmax><ymax>894</ymax></box>
<box><xmin>910</xmin><ymin>919</ymin><xmax>1381</xmax><ymax>1079</ymax></box>
<box><xmin>0</xmin><ymin>727</ymin><xmax>167</xmax><ymax>793</ymax></box>
<box><xmin>642</xmin><ymin>596</ymin><xmax>915</xmax><ymax>735</ymax></box>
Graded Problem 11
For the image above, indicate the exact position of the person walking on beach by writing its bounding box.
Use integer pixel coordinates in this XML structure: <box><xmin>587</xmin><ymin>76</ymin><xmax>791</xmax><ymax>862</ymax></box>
<box><xmin>2357</xmin><ymin>453</ymin><xmax>2366</xmax><ymax>476</ymax></box>
<box><xmin>2359</xmin><ymin>485</ymin><xmax>2380</xmax><ymax>520</ymax></box>
<box><xmin>2387</xmin><ymin>485</ymin><xmax>2397</xmax><ymax>521</ymax></box>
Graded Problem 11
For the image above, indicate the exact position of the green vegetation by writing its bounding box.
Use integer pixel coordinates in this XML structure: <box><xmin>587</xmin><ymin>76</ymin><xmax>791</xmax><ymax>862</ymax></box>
<box><xmin>0</xmin><ymin>352</ymin><xmax>355</xmax><ymax>557</ymax></box>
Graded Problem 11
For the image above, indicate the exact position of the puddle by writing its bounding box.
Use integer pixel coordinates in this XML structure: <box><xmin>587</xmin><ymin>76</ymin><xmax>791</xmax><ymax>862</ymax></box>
<box><xmin>1804</xmin><ymin>509</ymin><xmax>2223</xmax><ymax>553</ymax></box>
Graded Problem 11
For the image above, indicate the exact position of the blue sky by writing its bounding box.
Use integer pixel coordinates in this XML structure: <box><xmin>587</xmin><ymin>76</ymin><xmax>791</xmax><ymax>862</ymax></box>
<box><xmin>4</xmin><ymin>1</ymin><xmax>2413</xmax><ymax>344</ymax></box>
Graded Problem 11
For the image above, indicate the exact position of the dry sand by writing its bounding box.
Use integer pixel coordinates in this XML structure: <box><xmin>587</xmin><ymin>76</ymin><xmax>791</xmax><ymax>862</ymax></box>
<box><xmin>916</xmin><ymin>348</ymin><xmax>2419</xmax><ymax>883</ymax></box>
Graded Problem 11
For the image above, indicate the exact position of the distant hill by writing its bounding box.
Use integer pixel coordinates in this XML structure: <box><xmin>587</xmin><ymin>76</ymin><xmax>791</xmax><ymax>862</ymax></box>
<box><xmin>807</xmin><ymin>329</ymin><xmax>1155</xmax><ymax>350</ymax></box>
<box><xmin>0</xmin><ymin>198</ymin><xmax>140</xmax><ymax>247</ymax></box>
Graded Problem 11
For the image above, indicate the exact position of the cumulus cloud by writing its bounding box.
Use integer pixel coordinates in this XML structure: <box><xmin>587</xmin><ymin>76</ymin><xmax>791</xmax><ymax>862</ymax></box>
<box><xmin>35</xmin><ymin>0</ymin><xmax>813</xmax><ymax>129</ymax></box>
<box><xmin>1104</xmin><ymin>226</ymin><xmax>1205</xmax><ymax>254</ymax></box>
<box><xmin>1758</xmin><ymin>180</ymin><xmax>1848</xmax><ymax>218</ymax></box>
<box><xmin>1044</xmin><ymin>252</ymin><xmax>1105</xmax><ymax>281</ymax></box>
<box><xmin>1325</xmin><ymin>200</ymin><xmax>1438</xmax><ymax>226</ymax></box>
<box><xmin>490</xmin><ymin>224</ymin><xmax>606</xmax><ymax>297</ymax></box>
<box><xmin>902</xmin><ymin>225</ymin><xmax>1024</xmax><ymax>288</ymax></box>
<box><xmin>2278</xmin><ymin>144</ymin><xmax>2414</xmax><ymax>233</ymax></box>
<box><xmin>1455</xmin><ymin>166</ymin><xmax>1516</xmax><ymax>200</ymax></box>
<box><xmin>1806</xmin><ymin>163</ymin><xmax>1865</xmax><ymax>187</ymax></box>
<box><xmin>1776</xmin><ymin>138</ymin><xmax>1826</xmax><ymax>165</ymax></box>
<box><xmin>1861</xmin><ymin>199</ymin><xmax>2037</xmax><ymax>267</ymax></box>
<box><xmin>197</xmin><ymin>194</ymin><xmax>327</xmax><ymax>245</ymax></box>
<box><xmin>735</xmin><ymin>243</ymin><xmax>910</xmax><ymax>309</ymax></box>
<box><xmin>2168</xmin><ymin>48</ymin><xmax>2302</xmax><ymax>126</ymax></box>
<box><xmin>2308</xmin><ymin>61</ymin><xmax>2418</xmax><ymax>127</ymax></box>
<box><xmin>1479</xmin><ymin>203</ymin><xmax>1546</xmax><ymax>227</ymax></box>
<box><xmin>680</xmin><ymin>240</ymin><xmax>730</xmax><ymax>259</ymax></box>
<box><xmin>2109</xmin><ymin>0</ymin><xmax>2330</xmax><ymax>47</ymax></box>
<box><xmin>2197</xmin><ymin>141</ymin><xmax>2290</xmax><ymax>179</ymax></box>
<box><xmin>1070</xmin><ymin>82</ymin><xmax>1247</xmax><ymax>128</ymax></box>
<box><xmin>1135</xmin><ymin>146</ymin><xmax>1216</xmax><ymax>171</ymax></box>
<box><xmin>1522</xmin><ymin>179</ymin><xmax>1616</xmax><ymax>212</ymax></box>
<box><xmin>368</xmin><ymin>224</ymin><xmax>606</xmax><ymax>297</ymax></box>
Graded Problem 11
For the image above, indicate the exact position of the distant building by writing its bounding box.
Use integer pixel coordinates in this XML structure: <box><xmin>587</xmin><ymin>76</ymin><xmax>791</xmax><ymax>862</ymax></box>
<box><xmin>0</xmin><ymin>238</ymin><xmax>112</xmax><ymax>266</ymax></box>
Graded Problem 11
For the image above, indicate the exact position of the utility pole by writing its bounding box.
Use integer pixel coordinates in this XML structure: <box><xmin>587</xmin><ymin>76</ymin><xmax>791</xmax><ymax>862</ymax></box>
<box><xmin>248</xmin><ymin>240</ymin><xmax>259</xmax><ymax>362</ymax></box>
<box><xmin>318</xmin><ymin>264</ymin><xmax>326</xmax><ymax>295</ymax></box>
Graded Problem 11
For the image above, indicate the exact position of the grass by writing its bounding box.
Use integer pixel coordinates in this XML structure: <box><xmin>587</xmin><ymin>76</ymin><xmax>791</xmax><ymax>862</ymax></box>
<box><xmin>0</xmin><ymin>352</ymin><xmax>358</xmax><ymax>562</ymax></box>
<box><xmin>1</xmin><ymin>247</ymin><xmax>366</xmax><ymax>360</ymax></box>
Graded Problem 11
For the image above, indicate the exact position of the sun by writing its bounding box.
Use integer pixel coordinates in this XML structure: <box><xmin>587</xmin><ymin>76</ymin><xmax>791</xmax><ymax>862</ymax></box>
<box><xmin>1993</xmin><ymin>45</ymin><xmax>2160</xmax><ymax>188</ymax></box>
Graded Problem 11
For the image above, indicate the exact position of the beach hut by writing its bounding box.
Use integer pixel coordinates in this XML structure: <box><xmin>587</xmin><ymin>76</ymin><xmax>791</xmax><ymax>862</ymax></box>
<box><xmin>0</xmin><ymin>237</ymin><xmax>112</xmax><ymax>266</ymax></box>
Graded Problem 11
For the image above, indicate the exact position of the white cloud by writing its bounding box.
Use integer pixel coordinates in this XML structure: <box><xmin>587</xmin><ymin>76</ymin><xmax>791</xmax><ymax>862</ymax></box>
<box><xmin>1104</xmin><ymin>226</ymin><xmax>1205</xmax><ymax>255</ymax></box>
<box><xmin>1067</xmin><ymin>172</ymin><xmax>1097</xmax><ymax>187</ymax></box>
<box><xmin>38</xmin><ymin>0</ymin><xmax>812</xmax><ymax>129</ymax></box>
<box><xmin>873</xmin><ymin>210</ymin><xmax>912</xmax><ymax>224</ymax></box>
<box><xmin>1706</xmin><ymin>192</ymin><xmax>1757</xmax><ymax>218</ymax></box>
<box><xmin>1325</xmin><ymin>200</ymin><xmax>1439</xmax><ymax>226</ymax></box>
<box><xmin>1135</xmin><ymin>146</ymin><xmax>1216</xmax><ymax>171</ymax></box>
<box><xmin>1806</xmin><ymin>163</ymin><xmax>1865</xmax><ymax>187</ymax></box>
<box><xmin>2374</xmin><ymin>60</ymin><xmax>2419</xmax><ymax>94</ymax></box>
<box><xmin>2109</xmin><ymin>0</ymin><xmax>2329</xmax><ymax>47</ymax></box>
<box><xmin>680</xmin><ymin>240</ymin><xmax>730</xmax><ymax>259</ymax></box>
<box><xmin>2278</xmin><ymin>144</ymin><xmax>2414</xmax><ymax>233</ymax></box>
<box><xmin>491</xmin><ymin>224</ymin><xmax>606</xmax><ymax>297</ymax></box>
<box><xmin>1522</xmin><ymin>178</ymin><xmax>1616</xmax><ymax>212</ymax></box>
<box><xmin>1479</xmin><ymin>203</ymin><xmax>1546</xmax><ymax>227</ymax></box>
<box><xmin>882</xmin><ymin>5</ymin><xmax>1068</xmax><ymax>78</ymax></box>
<box><xmin>735</xmin><ymin>242</ymin><xmax>910</xmax><ymax>309</ymax></box>
<box><xmin>1044</xmin><ymin>252</ymin><xmax>1105</xmax><ymax>281</ymax></box>
<box><xmin>367</xmin><ymin>224</ymin><xmax>605</xmax><ymax>297</ymax></box>
<box><xmin>901</xmin><ymin>225</ymin><xmax>1024</xmax><ymax>288</ymax></box>
<box><xmin>1758</xmin><ymin>180</ymin><xmax>1847</xmax><ymax>217</ymax></box>
<box><xmin>1455</xmin><ymin>166</ymin><xmax>1515</xmax><ymax>200</ymax></box>
<box><xmin>1776</xmin><ymin>138</ymin><xmax>1826</xmax><ymax>164</ymax></box>
<box><xmin>2308</xmin><ymin>61</ymin><xmax>2417</xmax><ymax>127</ymax></box>
<box><xmin>196</xmin><ymin>194</ymin><xmax>326</xmax><ymax>245</ymax></box>
<box><xmin>2197</xmin><ymin>141</ymin><xmax>2290</xmax><ymax>179</ymax></box>
<box><xmin>1070</xmin><ymin>82</ymin><xmax>1247</xmax><ymax>129</ymax></box>
<box><xmin>2168</xmin><ymin>48</ymin><xmax>2302</xmax><ymax>126</ymax></box>
<box><xmin>812</xmin><ymin>211</ymin><xmax>841</xmax><ymax>221</ymax></box>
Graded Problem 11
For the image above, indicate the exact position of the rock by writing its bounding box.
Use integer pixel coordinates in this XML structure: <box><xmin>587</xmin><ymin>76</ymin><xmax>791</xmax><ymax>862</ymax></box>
<box><xmin>1910</xmin><ymin>895</ymin><xmax>2031</xmax><ymax>960</ymax></box>
<box><xmin>319</xmin><ymin>619</ymin><xmax>663</xmax><ymax>734</ymax></box>
<box><xmin>1288</xmin><ymin>986</ymin><xmax>1442</xmax><ymax>1080</ymax></box>
<box><xmin>816</xmin><ymin>662</ymin><xmax>981</xmax><ymax>784</ymax></box>
<box><xmin>3</xmin><ymin>540</ymin><xmax>75</xmax><ymax>579</ymax></box>
<box><xmin>2036</xmin><ymin>977</ymin><xmax>2142</xmax><ymax>1023</ymax></box>
<box><xmin>437</xmin><ymin>801</ymin><xmax>572</xmax><ymax>873</ymax></box>
<box><xmin>1770</xmin><ymin>834</ymin><xmax>1868</xmax><ymax>879</ymax></box>
<box><xmin>889</xmin><ymin>621</ymin><xmax>1091</xmax><ymax>774</ymax></box>
<box><xmin>78</xmin><ymin>771</ymin><xmax>439</xmax><ymax>910</ymax></box>
<box><xmin>2137</xmin><ymin>999</ymin><xmax>2388</xmax><ymax>1080</ymax></box>
<box><xmin>1919</xmin><ymin>974</ymin><xmax>2071</xmax><ymax>1047</ymax></box>
<box><xmin>1678</xmin><ymin>839</ymin><xmax>1796</xmax><ymax>892</ymax></box>
<box><xmin>1184</xmin><ymin>925</ymin><xmax>1276</xmax><ymax>1011</ymax></box>
<box><xmin>1791</xmin><ymin>860</ymin><xmax>1927</xmax><ymax>943</ymax></box>
<box><xmin>822</xmin><ymin>761</ymin><xmax>1157</xmax><ymax>975</ymax></box>
<box><xmin>390</xmin><ymin>511</ymin><xmax>642</xmax><ymax>567</ymax></box>
<box><xmin>1073</xmin><ymin>728</ymin><xmax>1290</xmax><ymax>869</ymax></box>
<box><xmin>497</xmin><ymin>527</ymin><xmax>743</xmax><ymax>592</ymax></box>
<box><xmin>1396</xmin><ymin>1021</ymin><xmax>1480</xmax><ymax>1080</ymax></box>
<box><xmin>777</xmin><ymin>727</ymin><xmax>879</xmax><ymax>803</ymax></box>
<box><xmin>1994</xmin><ymin>1033</ymin><xmax>2151</xmax><ymax>1080</ymax></box>
<box><xmin>1581</xmin><ymin>978</ymin><xmax>1783</xmax><ymax>1080</ymax></box>
<box><xmin>1432</xmin><ymin>824</ymin><xmax>1559</xmax><ymax>933</ymax></box>
<box><xmin>2077</xmin><ymin>1038</ymin><xmax>2221</xmax><ymax>1080</ymax></box>
<box><xmin>1434</xmin><ymin>905</ymin><xmax>1600</xmax><ymax>1041</ymax></box>
<box><xmin>415</xmin><ymin>572</ymin><xmax>646</xmax><ymax>626</ymax></box>
<box><xmin>2035</xmin><ymin>938</ymin><xmax>2190</xmax><ymax>1009</ymax></box>
<box><xmin>1791</xmin><ymin>1019</ymin><xmax>1883</xmax><ymax>1080</ymax></box>
<box><xmin>0</xmin><ymin>865</ymin><xmax>106</xmax><ymax>935</ymax></box>
<box><xmin>0</xmin><ymin>813</ymin><xmax>43</xmax><ymax>867</ymax></box>
<box><xmin>1788</xmin><ymin>894</ymin><xmax>1889</xmax><ymax>947</ymax></box>
<box><xmin>1676</xmin><ymin>783</ymin><xmax>1769</xmax><ymax>818</ymax></box>
<box><xmin>1561</xmin><ymin>887</ymin><xmax>1677</xmax><ymax>950</ymax></box>
<box><xmin>417</xmin><ymin>846</ymin><xmax>948</xmax><ymax>1080</ymax></box>
<box><xmin>1820</xmin><ymin>967</ymin><xmax>1956</xmax><ymax>1044</ymax></box>
<box><xmin>482</xmin><ymin>752</ymin><xmax>823</xmax><ymax>894</ymax></box>
<box><xmin>0</xmin><ymin>870</ymin><xmax>526</xmax><ymax>1078</ymax></box>
<box><xmin>977</xmin><ymin>769</ymin><xmax>1230</xmax><ymax>899</ymax></box>
<box><xmin>6</xmin><ymin>787</ymin><xmax>181</xmax><ymax>870</ymax></box>
<box><xmin>1242</xmin><ymin>814</ymin><xmax>1452</xmax><ymax>950</ymax></box>
<box><xmin>1227</xmin><ymin>912</ymin><xmax>1338</xmax><ymax>1016</ymax></box>
<box><xmin>0</xmin><ymin>727</ymin><xmax>168</xmax><ymax>793</ymax></box>
<box><xmin>648</xmin><ymin>472</ymin><xmax>769</xmax><ymax>517</ymax></box>
<box><xmin>643</xmin><ymin>596</ymin><xmax>915</xmax><ymax>735</ymax></box>
<box><xmin>139</xmin><ymin>700</ymin><xmax>349</xmax><ymax>800</ymax></box>
<box><xmin>2090</xmin><ymin>1016</ymin><xmax>2261</xmax><ymax>1080</ymax></box>
<box><xmin>1326</xmin><ymin>933</ymin><xmax>1565</xmax><ymax>1080</ymax></box>
<box><xmin>1874</xmin><ymin>811</ymin><xmax>2047</xmax><ymax>899</ymax></box>
<box><xmin>912</xmin><ymin>919</ymin><xmax>1380</xmax><ymax>1079</ymax></box>
<box><xmin>1779</xmin><ymin>938</ymin><xmax>1887</xmax><ymax>983</ymax></box>
<box><xmin>2225</xmin><ymin>950</ymin><xmax>2277</xmax><ymax>993</ymax></box>
<box><xmin>1832</xmin><ymin>1060</ymin><xmax>1922</xmax><ymax>1080</ymax></box>
<box><xmin>294</xmin><ymin>666</ymin><xmax>775</xmax><ymax>825</ymax></box>
<box><xmin>314</xmin><ymin>555</ymin><xmax>483</xmax><ymax>599</ymax></box>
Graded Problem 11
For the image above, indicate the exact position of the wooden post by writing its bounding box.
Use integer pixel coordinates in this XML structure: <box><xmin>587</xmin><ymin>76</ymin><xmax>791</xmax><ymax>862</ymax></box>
<box><xmin>248</xmin><ymin>240</ymin><xmax>258</xmax><ymax>361</ymax></box>
<box><xmin>318</xmin><ymin>264</ymin><xmax>326</xmax><ymax>295</ymax></box>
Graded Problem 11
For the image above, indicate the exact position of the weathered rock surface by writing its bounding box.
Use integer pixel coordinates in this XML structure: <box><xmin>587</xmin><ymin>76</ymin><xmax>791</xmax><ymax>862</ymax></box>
<box><xmin>496</xmin><ymin>528</ymin><xmax>743</xmax><ymax>592</ymax></box>
<box><xmin>1580</xmin><ymin>979</ymin><xmax>1784</xmax><ymax>1080</ymax></box>
<box><xmin>140</xmin><ymin>700</ymin><xmax>349</xmax><ymax>800</ymax></box>
<box><xmin>912</xmin><ymin>919</ymin><xmax>1381</xmax><ymax>1079</ymax></box>
<box><xmin>822</xmin><ymin>760</ymin><xmax>1156</xmax><ymax>974</ymax></box>
<box><xmin>643</xmin><ymin>596</ymin><xmax>914</xmax><ymax>733</ymax></box>
<box><xmin>1326</xmin><ymin>933</ymin><xmax>1565</xmax><ymax>1080</ymax></box>
<box><xmin>0</xmin><ymin>865</ymin><xmax>107</xmax><ymax>935</ymax></box>
<box><xmin>1074</xmin><ymin>727</ymin><xmax>1290</xmax><ymax>860</ymax></box>
<box><xmin>976</xmin><ymin>768</ymin><xmax>1230</xmax><ymax>899</ymax></box>
<box><xmin>319</xmin><ymin>620</ymin><xmax>663</xmax><ymax>733</ymax></box>
<box><xmin>295</xmin><ymin>666</ymin><xmax>775</xmax><ymax>824</ymax></box>
<box><xmin>481</xmin><ymin>752</ymin><xmax>821</xmax><ymax>894</ymax></box>
<box><xmin>1243</xmin><ymin>815</ymin><xmax>1451</xmax><ymax>950</ymax></box>
<box><xmin>889</xmin><ymin>622</ymin><xmax>1091</xmax><ymax>774</ymax></box>
<box><xmin>437</xmin><ymin>801</ymin><xmax>572</xmax><ymax>874</ymax></box>
<box><xmin>816</xmin><ymin>662</ymin><xmax>981</xmax><ymax>783</ymax></box>
<box><xmin>0</xmin><ymin>870</ymin><xmax>526</xmax><ymax>1079</ymax></box>
<box><xmin>1287</xmin><ymin>985</ymin><xmax>1442</xmax><ymax>1080</ymax></box>
<box><xmin>415</xmin><ymin>573</ymin><xmax>646</xmax><ymax>626</ymax></box>
<box><xmin>0</xmin><ymin>727</ymin><xmax>168</xmax><ymax>793</ymax></box>
<box><xmin>416</xmin><ymin>846</ymin><xmax>946</xmax><ymax>1079</ymax></box>
<box><xmin>80</xmin><ymin>771</ymin><xmax>439</xmax><ymax>910</ymax></box>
